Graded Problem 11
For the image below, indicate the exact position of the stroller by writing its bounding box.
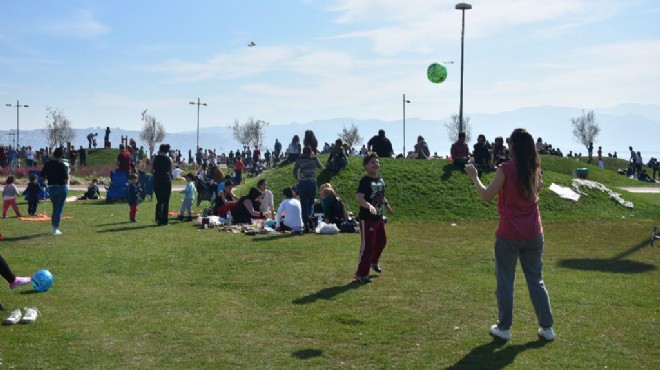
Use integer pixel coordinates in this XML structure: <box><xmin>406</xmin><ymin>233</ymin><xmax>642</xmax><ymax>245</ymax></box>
<box><xmin>195</xmin><ymin>176</ymin><xmax>217</xmax><ymax>207</ymax></box>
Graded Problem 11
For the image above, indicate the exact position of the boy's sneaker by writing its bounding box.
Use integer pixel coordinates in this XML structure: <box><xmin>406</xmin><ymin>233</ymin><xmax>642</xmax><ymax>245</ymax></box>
<box><xmin>371</xmin><ymin>263</ymin><xmax>382</xmax><ymax>273</ymax></box>
<box><xmin>52</xmin><ymin>228</ymin><xmax>62</xmax><ymax>235</ymax></box>
<box><xmin>3</xmin><ymin>309</ymin><xmax>22</xmax><ymax>325</ymax></box>
<box><xmin>490</xmin><ymin>325</ymin><xmax>511</xmax><ymax>341</ymax></box>
<box><xmin>537</xmin><ymin>327</ymin><xmax>555</xmax><ymax>341</ymax></box>
<box><xmin>354</xmin><ymin>275</ymin><xmax>372</xmax><ymax>284</ymax></box>
<box><xmin>9</xmin><ymin>276</ymin><xmax>32</xmax><ymax>290</ymax></box>
<box><xmin>20</xmin><ymin>307</ymin><xmax>38</xmax><ymax>324</ymax></box>
<box><xmin>176</xmin><ymin>215</ymin><xmax>184</xmax><ymax>221</ymax></box>
<box><xmin>130</xmin><ymin>218</ymin><xmax>137</xmax><ymax>222</ymax></box>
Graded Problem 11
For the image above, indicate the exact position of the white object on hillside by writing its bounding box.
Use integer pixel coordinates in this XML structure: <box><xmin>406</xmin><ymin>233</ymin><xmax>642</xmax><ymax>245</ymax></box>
<box><xmin>549</xmin><ymin>183</ymin><xmax>581</xmax><ymax>202</ymax></box>
<box><xmin>571</xmin><ymin>179</ymin><xmax>634</xmax><ymax>209</ymax></box>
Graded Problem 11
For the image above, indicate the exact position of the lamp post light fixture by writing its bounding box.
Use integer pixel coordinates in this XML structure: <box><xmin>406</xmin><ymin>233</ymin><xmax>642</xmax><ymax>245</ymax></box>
<box><xmin>5</xmin><ymin>100</ymin><xmax>29</xmax><ymax>148</ymax></box>
<box><xmin>403</xmin><ymin>94</ymin><xmax>411</xmax><ymax>155</ymax></box>
<box><xmin>455</xmin><ymin>2</ymin><xmax>472</xmax><ymax>134</ymax></box>
<box><xmin>189</xmin><ymin>98</ymin><xmax>207</xmax><ymax>150</ymax></box>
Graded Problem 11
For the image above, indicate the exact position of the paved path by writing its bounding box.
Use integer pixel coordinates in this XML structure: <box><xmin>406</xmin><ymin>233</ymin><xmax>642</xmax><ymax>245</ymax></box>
<box><xmin>15</xmin><ymin>184</ymin><xmax>187</xmax><ymax>192</ymax></box>
<box><xmin>619</xmin><ymin>187</ymin><xmax>660</xmax><ymax>194</ymax></box>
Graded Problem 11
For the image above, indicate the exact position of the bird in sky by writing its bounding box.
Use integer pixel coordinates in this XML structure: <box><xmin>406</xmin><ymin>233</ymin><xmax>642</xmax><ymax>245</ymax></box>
<box><xmin>248</xmin><ymin>41</ymin><xmax>256</xmax><ymax>47</ymax></box>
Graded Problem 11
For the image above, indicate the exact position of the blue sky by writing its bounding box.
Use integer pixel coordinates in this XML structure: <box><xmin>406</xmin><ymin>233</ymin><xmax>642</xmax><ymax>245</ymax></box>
<box><xmin>1</xmin><ymin>0</ymin><xmax>659</xmax><ymax>134</ymax></box>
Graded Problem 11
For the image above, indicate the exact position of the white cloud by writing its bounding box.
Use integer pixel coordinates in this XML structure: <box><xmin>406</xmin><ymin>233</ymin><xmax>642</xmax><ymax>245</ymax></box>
<box><xmin>45</xmin><ymin>9</ymin><xmax>109</xmax><ymax>38</ymax></box>
<box><xmin>142</xmin><ymin>46</ymin><xmax>295</xmax><ymax>82</ymax></box>
<box><xmin>325</xmin><ymin>0</ymin><xmax>629</xmax><ymax>54</ymax></box>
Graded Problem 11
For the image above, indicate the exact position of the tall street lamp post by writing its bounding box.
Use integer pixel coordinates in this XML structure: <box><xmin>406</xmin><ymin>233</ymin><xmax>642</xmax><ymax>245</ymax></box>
<box><xmin>5</xmin><ymin>100</ymin><xmax>29</xmax><ymax>148</ymax></box>
<box><xmin>402</xmin><ymin>94</ymin><xmax>411</xmax><ymax>155</ymax></box>
<box><xmin>455</xmin><ymin>2</ymin><xmax>472</xmax><ymax>134</ymax></box>
<box><xmin>189</xmin><ymin>98</ymin><xmax>207</xmax><ymax>150</ymax></box>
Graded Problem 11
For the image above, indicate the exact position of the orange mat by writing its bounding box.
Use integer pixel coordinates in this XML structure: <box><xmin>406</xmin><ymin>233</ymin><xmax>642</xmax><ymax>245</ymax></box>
<box><xmin>19</xmin><ymin>214</ymin><xmax>73</xmax><ymax>222</ymax></box>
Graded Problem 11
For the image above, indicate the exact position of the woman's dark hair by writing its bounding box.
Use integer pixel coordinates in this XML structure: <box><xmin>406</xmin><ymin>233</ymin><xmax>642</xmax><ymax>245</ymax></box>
<box><xmin>282</xmin><ymin>187</ymin><xmax>294</xmax><ymax>198</ymax></box>
<box><xmin>509</xmin><ymin>128</ymin><xmax>540</xmax><ymax>200</ymax></box>
<box><xmin>291</xmin><ymin>135</ymin><xmax>300</xmax><ymax>144</ymax></box>
<box><xmin>303</xmin><ymin>130</ymin><xmax>318</xmax><ymax>152</ymax></box>
<box><xmin>224</xmin><ymin>179</ymin><xmax>234</xmax><ymax>187</ymax></box>
<box><xmin>417</xmin><ymin>135</ymin><xmax>424</xmax><ymax>142</ymax></box>
<box><xmin>245</xmin><ymin>187</ymin><xmax>263</xmax><ymax>202</ymax></box>
<box><xmin>53</xmin><ymin>147</ymin><xmax>63</xmax><ymax>158</ymax></box>
<box><xmin>302</xmin><ymin>145</ymin><xmax>313</xmax><ymax>157</ymax></box>
<box><xmin>159</xmin><ymin>144</ymin><xmax>170</xmax><ymax>153</ymax></box>
<box><xmin>6</xmin><ymin>175</ymin><xmax>15</xmax><ymax>184</ymax></box>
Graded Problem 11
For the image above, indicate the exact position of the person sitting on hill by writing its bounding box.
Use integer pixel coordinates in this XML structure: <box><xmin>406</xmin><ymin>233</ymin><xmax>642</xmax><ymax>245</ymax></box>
<box><xmin>414</xmin><ymin>136</ymin><xmax>431</xmax><ymax>160</ymax></box>
<box><xmin>473</xmin><ymin>134</ymin><xmax>491</xmax><ymax>170</ymax></box>
<box><xmin>327</xmin><ymin>139</ymin><xmax>348</xmax><ymax>174</ymax></box>
<box><xmin>78</xmin><ymin>179</ymin><xmax>101</xmax><ymax>200</ymax></box>
<box><xmin>450</xmin><ymin>132</ymin><xmax>469</xmax><ymax>169</ymax></box>
<box><xmin>491</xmin><ymin>136</ymin><xmax>508</xmax><ymax>168</ymax></box>
<box><xmin>275</xmin><ymin>187</ymin><xmax>304</xmax><ymax>233</ymax></box>
<box><xmin>319</xmin><ymin>184</ymin><xmax>349</xmax><ymax>227</ymax></box>
<box><xmin>214</xmin><ymin>179</ymin><xmax>238</xmax><ymax>217</ymax></box>
<box><xmin>232</xmin><ymin>187</ymin><xmax>270</xmax><ymax>224</ymax></box>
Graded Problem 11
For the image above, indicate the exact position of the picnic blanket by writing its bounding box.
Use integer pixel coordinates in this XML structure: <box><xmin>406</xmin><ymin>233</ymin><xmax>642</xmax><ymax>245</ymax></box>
<box><xmin>19</xmin><ymin>214</ymin><xmax>73</xmax><ymax>222</ymax></box>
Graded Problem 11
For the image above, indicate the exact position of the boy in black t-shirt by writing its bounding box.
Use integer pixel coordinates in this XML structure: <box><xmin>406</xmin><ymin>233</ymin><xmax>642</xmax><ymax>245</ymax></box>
<box><xmin>355</xmin><ymin>153</ymin><xmax>392</xmax><ymax>284</ymax></box>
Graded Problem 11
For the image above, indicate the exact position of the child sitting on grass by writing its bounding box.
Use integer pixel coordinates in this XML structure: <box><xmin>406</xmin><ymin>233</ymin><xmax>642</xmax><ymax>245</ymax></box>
<box><xmin>24</xmin><ymin>173</ymin><xmax>42</xmax><ymax>216</ymax></box>
<box><xmin>2</xmin><ymin>176</ymin><xmax>22</xmax><ymax>218</ymax></box>
<box><xmin>78</xmin><ymin>179</ymin><xmax>101</xmax><ymax>200</ymax></box>
<box><xmin>178</xmin><ymin>173</ymin><xmax>196</xmax><ymax>221</ymax></box>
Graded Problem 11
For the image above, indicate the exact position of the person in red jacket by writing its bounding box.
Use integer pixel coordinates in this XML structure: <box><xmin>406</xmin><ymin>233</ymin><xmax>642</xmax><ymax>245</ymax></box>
<box><xmin>116</xmin><ymin>144</ymin><xmax>132</xmax><ymax>173</ymax></box>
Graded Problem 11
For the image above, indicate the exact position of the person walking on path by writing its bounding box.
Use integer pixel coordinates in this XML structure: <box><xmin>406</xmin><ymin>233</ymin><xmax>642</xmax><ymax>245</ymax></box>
<box><xmin>465</xmin><ymin>128</ymin><xmax>555</xmax><ymax>342</ymax></box>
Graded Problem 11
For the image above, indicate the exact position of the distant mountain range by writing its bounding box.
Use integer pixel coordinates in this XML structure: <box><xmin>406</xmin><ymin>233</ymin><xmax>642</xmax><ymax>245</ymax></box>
<box><xmin>3</xmin><ymin>103</ymin><xmax>659</xmax><ymax>159</ymax></box>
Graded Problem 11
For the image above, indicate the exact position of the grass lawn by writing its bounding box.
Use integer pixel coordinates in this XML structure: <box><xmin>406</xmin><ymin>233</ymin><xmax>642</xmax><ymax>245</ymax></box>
<box><xmin>1</xmin><ymin>153</ymin><xmax>658</xmax><ymax>368</ymax></box>
<box><xmin>0</xmin><ymin>190</ymin><xmax>657</xmax><ymax>368</ymax></box>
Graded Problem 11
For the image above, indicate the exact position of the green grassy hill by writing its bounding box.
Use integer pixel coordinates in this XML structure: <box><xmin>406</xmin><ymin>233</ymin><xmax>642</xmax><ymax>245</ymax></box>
<box><xmin>82</xmin><ymin>150</ymin><xmax>658</xmax><ymax>222</ymax></box>
<box><xmin>243</xmin><ymin>155</ymin><xmax>659</xmax><ymax>222</ymax></box>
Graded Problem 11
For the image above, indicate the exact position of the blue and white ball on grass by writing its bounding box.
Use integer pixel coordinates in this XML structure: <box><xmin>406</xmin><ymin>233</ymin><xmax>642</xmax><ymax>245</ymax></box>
<box><xmin>32</xmin><ymin>269</ymin><xmax>54</xmax><ymax>292</ymax></box>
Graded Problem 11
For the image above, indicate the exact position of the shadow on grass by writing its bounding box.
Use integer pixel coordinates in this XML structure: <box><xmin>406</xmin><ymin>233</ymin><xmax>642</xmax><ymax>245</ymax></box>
<box><xmin>97</xmin><ymin>224</ymin><xmax>159</xmax><ymax>233</ymax></box>
<box><xmin>292</xmin><ymin>280</ymin><xmax>368</xmax><ymax>305</ymax></box>
<box><xmin>1</xmin><ymin>233</ymin><xmax>49</xmax><ymax>242</ymax></box>
<box><xmin>251</xmin><ymin>233</ymin><xmax>298</xmax><ymax>242</ymax></box>
<box><xmin>445</xmin><ymin>339</ymin><xmax>548</xmax><ymax>370</ymax></box>
<box><xmin>441</xmin><ymin>163</ymin><xmax>462</xmax><ymax>181</ymax></box>
<box><xmin>557</xmin><ymin>238</ymin><xmax>657</xmax><ymax>274</ymax></box>
<box><xmin>20</xmin><ymin>290</ymin><xmax>43</xmax><ymax>295</ymax></box>
<box><xmin>291</xmin><ymin>348</ymin><xmax>323</xmax><ymax>360</ymax></box>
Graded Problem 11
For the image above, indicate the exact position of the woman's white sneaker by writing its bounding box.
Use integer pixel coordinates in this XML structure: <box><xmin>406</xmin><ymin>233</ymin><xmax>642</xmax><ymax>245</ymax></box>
<box><xmin>20</xmin><ymin>307</ymin><xmax>39</xmax><ymax>324</ymax></box>
<box><xmin>3</xmin><ymin>309</ymin><xmax>22</xmax><ymax>325</ymax></box>
<box><xmin>537</xmin><ymin>327</ymin><xmax>555</xmax><ymax>341</ymax></box>
<box><xmin>489</xmin><ymin>324</ymin><xmax>511</xmax><ymax>340</ymax></box>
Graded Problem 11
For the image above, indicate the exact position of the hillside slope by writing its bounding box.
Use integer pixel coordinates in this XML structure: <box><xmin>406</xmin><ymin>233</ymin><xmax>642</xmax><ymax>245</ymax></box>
<box><xmin>243</xmin><ymin>155</ymin><xmax>659</xmax><ymax>222</ymax></box>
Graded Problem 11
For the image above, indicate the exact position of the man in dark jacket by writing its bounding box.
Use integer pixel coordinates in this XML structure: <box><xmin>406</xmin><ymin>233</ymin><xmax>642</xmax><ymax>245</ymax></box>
<box><xmin>367</xmin><ymin>129</ymin><xmax>394</xmax><ymax>158</ymax></box>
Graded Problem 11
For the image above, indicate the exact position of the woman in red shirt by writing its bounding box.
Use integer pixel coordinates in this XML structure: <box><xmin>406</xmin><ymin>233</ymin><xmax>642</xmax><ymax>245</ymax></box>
<box><xmin>465</xmin><ymin>128</ymin><xmax>555</xmax><ymax>342</ymax></box>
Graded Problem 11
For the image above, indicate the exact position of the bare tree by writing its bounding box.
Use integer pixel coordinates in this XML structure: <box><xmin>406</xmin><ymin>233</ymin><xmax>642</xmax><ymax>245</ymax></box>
<box><xmin>338</xmin><ymin>123</ymin><xmax>363</xmax><ymax>148</ymax></box>
<box><xmin>444</xmin><ymin>113</ymin><xmax>472</xmax><ymax>143</ymax></box>
<box><xmin>231</xmin><ymin>117</ymin><xmax>269</xmax><ymax>149</ymax></box>
<box><xmin>43</xmin><ymin>107</ymin><xmax>75</xmax><ymax>149</ymax></box>
<box><xmin>571</xmin><ymin>110</ymin><xmax>600</xmax><ymax>150</ymax></box>
<box><xmin>139</xmin><ymin>115</ymin><xmax>166</xmax><ymax>157</ymax></box>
